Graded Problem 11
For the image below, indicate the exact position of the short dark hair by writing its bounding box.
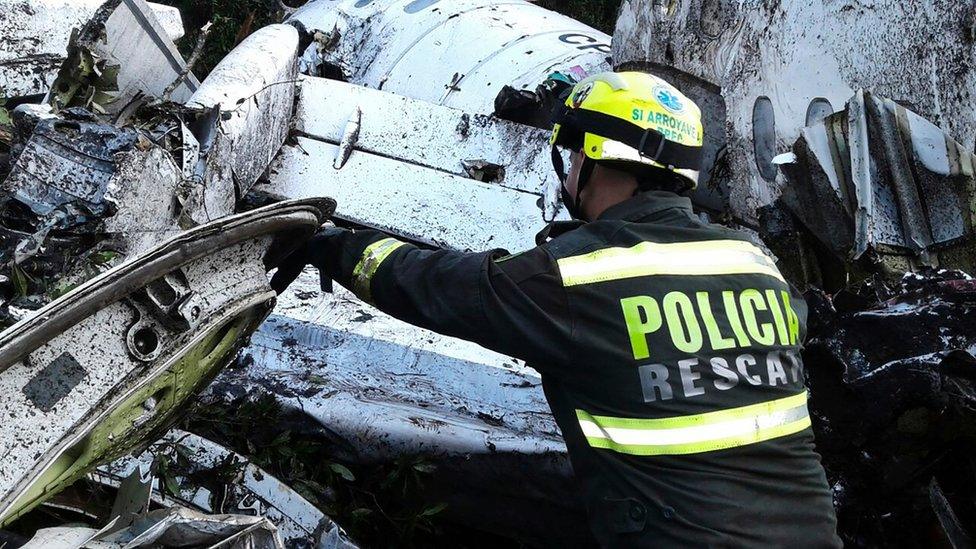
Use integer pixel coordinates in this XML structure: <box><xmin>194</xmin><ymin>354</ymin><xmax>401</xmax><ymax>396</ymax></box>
<box><xmin>599</xmin><ymin>161</ymin><xmax>693</xmax><ymax>194</ymax></box>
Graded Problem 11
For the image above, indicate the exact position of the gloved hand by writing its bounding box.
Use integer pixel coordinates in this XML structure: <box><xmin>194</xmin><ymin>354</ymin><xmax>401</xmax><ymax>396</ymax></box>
<box><xmin>270</xmin><ymin>225</ymin><xmax>349</xmax><ymax>294</ymax></box>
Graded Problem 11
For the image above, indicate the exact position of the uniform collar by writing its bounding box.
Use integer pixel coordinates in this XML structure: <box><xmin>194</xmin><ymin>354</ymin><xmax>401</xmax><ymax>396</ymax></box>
<box><xmin>597</xmin><ymin>191</ymin><xmax>694</xmax><ymax>223</ymax></box>
<box><xmin>536</xmin><ymin>191</ymin><xmax>695</xmax><ymax>244</ymax></box>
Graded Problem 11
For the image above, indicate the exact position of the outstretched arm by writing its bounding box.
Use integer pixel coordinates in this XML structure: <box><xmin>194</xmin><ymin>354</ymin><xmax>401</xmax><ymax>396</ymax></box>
<box><xmin>273</xmin><ymin>228</ymin><xmax>573</xmax><ymax>370</ymax></box>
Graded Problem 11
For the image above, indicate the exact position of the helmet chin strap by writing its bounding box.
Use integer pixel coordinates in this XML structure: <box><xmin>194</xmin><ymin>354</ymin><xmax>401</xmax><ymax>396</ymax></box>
<box><xmin>551</xmin><ymin>146</ymin><xmax>596</xmax><ymax>221</ymax></box>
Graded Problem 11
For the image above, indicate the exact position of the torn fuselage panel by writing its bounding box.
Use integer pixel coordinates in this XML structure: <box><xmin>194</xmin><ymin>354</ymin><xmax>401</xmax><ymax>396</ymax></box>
<box><xmin>46</xmin><ymin>0</ymin><xmax>199</xmax><ymax>114</ymax></box>
<box><xmin>612</xmin><ymin>0</ymin><xmax>976</xmax><ymax>226</ymax></box>
<box><xmin>0</xmin><ymin>199</ymin><xmax>333</xmax><ymax>527</ymax></box>
<box><xmin>0</xmin><ymin>0</ymin><xmax>185</xmax><ymax>100</ymax></box>
<box><xmin>776</xmin><ymin>91</ymin><xmax>976</xmax><ymax>286</ymax></box>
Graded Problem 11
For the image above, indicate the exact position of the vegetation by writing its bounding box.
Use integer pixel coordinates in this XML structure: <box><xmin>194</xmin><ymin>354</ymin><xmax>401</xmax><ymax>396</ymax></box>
<box><xmin>538</xmin><ymin>0</ymin><xmax>622</xmax><ymax>33</ymax></box>
<box><xmin>154</xmin><ymin>0</ymin><xmax>290</xmax><ymax>77</ymax></box>
<box><xmin>182</xmin><ymin>393</ymin><xmax>513</xmax><ymax>547</ymax></box>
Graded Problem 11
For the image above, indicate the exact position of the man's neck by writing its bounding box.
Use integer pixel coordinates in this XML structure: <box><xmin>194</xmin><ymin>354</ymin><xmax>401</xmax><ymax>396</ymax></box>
<box><xmin>582</xmin><ymin>174</ymin><xmax>640</xmax><ymax>220</ymax></box>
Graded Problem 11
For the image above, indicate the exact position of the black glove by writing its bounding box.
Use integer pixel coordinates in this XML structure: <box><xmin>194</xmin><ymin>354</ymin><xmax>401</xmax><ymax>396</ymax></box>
<box><xmin>270</xmin><ymin>226</ymin><xmax>349</xmax><ymax>294</ymax></box>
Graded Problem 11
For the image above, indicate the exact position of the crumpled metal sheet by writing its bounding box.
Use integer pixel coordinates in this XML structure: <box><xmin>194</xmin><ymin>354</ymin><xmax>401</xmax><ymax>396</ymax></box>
<box><xmin>0</xmin><ymin>106</ymin><xmax>231</xmax><ymax>324</ymax></box>
<box><xmin>803</xmin><ymin>270</ymin><xmax>976</xmax><ymax>547</ymax></box>
<box><xmin>94</xmin><ymin>429</ymin><xmax>359</xmax><ymax>548</ymax></box>
<box><xmin>21</xmin><ymin>507</ymin><xmax>282</xmax><ymax>548</ymax></box>
<box><xmin>46</xmin><ymin>0</ymin><xmax>198</xmax><ymax>114</ymax></box>
<box><xmin>103</xmin><ymin>507</ymin><xmax>280</xmax><ymax>548</ymax></box>
<box><xmin>774</xmin><ymin>91</ymin><xmax>976</xmax><ymax>285</ymax></box>
<box><xmin>2</xmin><ymin>111</ymin><xmax>138</xmax><ymax>219</ymax></box>
<box><xmin>0</xmin><ymin>0</ymin><xmax>185</xmax><ymax>99</ymax></box>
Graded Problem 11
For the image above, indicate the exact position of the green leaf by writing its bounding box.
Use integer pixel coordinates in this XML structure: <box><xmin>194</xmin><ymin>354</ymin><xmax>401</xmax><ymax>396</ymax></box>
<box><xmin>163</xmin><ymin>472</ymin><xmax>181</xmax><ymax>496</ymax></box>
<box><xmin>307</xmin><ymin>374</ymin><xmax>329</xmax><ymax>385</ymax></box>
<box><xmin>90</xmin><ymin>250</ymin><xmax>120</xmax><ymax>265</ymax></box>
<box><xmin>271</xmin><ymin>430</ymin><xmax>291</xmax><ymax>447</ymax></box>
<box><xmin>350</xmin><ymin>508</ymin><xmax>373</xmax><ymax>521</ymax></box>
<box><xmin>175</xmin><ymin>443</ymin><xmax>194</xmax><ymax>463</ymax></box>
<box><xmin>329</xmin><ymin>462</ymin><xmax>356</xmax><ymax>482</ymax></box>
<box><xmin>48</xmin><ymin>282</ymin><xmax>79</xmax><ymax>300</ymax></box>
<box><xmin>0</xmin><ymin>97</ymin><xmax>10</xmax><ymax>127</ymax></box>
<box><xmin>419</xmin><ymin>502</ymin><xmax>448</xmax><ymax>517</ymax></box>
<box><xmin>412</xmin><ymin>461</ymin><xmax>437</xmax><ymax>474</ymax></box>
<box><xmin>10</xmin><ymin>264</ymin><xmax>30</xmax><ymax>297</ymax></box>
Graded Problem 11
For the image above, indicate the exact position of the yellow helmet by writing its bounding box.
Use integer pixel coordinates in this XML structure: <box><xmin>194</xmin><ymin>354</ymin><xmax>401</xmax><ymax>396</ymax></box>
<box><xmin>550</xmin><ymin>71</ymin><xmax>704</xmax><ymax>191</ymax></box>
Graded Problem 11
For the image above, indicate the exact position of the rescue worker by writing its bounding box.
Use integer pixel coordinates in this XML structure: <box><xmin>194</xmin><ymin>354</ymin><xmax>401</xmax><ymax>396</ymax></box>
<box><xmin>272</xmin><ymin>71</ymin><xmax>841</xmax><ymax>547</ymax></box>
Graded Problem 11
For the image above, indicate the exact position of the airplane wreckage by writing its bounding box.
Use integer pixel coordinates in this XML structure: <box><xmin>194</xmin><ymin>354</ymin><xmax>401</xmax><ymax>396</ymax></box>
<box><xmin>0</xmin><ymin>0</ymin><xmax>974</xmax><ymax>546</ymax></box>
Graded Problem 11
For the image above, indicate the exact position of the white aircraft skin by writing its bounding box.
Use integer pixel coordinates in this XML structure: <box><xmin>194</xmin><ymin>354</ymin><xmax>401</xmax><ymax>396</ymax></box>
<box><xmin>614</xmin><ymin>0</ymin><xmax>976</xmax><ymax>224</ymax></box>
<box><xmin>288</xmin><ymin>0</ymin><xmax>613</xmax><ymax>114</ymax></box>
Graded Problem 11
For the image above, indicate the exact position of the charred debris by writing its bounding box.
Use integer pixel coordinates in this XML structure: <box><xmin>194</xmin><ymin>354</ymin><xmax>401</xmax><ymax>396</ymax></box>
<box><xmin>1</xmin><ymin>0</ymin><xmax>975</xmax><ymax>547</ymax></box>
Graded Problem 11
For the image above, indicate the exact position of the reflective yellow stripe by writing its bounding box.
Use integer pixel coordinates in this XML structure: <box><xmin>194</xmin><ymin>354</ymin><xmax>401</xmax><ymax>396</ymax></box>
<box><xmin>352</xmin><ymin>238</ymin><xmax>406</xmax><ymax>303</ymax></box>
<box><xmin>556</xmin><ymin>239</ymin><xmax>784</xmax><ymax>286</ymax></box>
<box><xmin>576</xmin><ymin>392</ymin><xmax>810</xmax><ymax>456</ymax></box>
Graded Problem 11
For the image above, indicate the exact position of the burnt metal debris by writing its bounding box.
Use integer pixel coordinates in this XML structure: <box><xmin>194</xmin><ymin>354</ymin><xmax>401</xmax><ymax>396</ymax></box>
<box><xmin>1</xmin><ymin>0</ymin><xmax>976</xmax><ymax>547</ymax></box>
<box><xmin>804</xmin><ymin>270</ymin><xmax>976</xmax><ymax>546</ymax></box>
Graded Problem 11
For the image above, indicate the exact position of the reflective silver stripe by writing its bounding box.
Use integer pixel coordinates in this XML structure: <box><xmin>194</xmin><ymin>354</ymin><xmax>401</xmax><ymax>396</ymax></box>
<box><xmin>576</xmin><ymin>392</ymin><xmax>810</xmax><ymax>456</ymax></box>
<box><xmin>556</xmin><ymin>239</ymin><xmax>785</xmax><ymax>286</ymax></box>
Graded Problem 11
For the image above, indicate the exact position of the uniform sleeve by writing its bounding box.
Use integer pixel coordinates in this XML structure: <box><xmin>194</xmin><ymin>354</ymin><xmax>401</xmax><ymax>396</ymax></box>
<box><xmin>326</xmin><ymin>229</ymin><xmax>574</xmax><ymax>370</ymax></box>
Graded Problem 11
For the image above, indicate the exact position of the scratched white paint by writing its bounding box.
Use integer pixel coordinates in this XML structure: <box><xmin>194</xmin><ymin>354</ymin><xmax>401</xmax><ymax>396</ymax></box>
<box><xmin>288</xmin><ymin>0</ymin><xmax>612</xmax><ymax>114</ymax></box>
<box><xmin>264</xmin><ymin>135</ymin><xmax>546</xmax><ymax>253</ymax></box>
<box><xmin>296</xmin><ymin>76</ymin><xmax>557</xmax><ymax>197</ymax></box>
<box><xmin>188</xmin><ymin>24</ymin><xmax>300</xmax><ymax>195</ymax></box>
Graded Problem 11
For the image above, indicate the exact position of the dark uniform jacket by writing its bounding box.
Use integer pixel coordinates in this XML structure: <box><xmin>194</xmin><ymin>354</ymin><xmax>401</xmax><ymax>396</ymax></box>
<box><xmin>323</xmin><ymin>191</ymin><xmax>841</xmax><ymax>547</ymax></box>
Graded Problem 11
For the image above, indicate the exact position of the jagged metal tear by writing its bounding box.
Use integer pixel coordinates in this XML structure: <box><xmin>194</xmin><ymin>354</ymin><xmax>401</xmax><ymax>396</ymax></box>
<box><xmin>780</xmin><ymin>91</ymin><xmax>976</xmax><ymax>274</ymax></box>
<box><xmin>613</xmin><ymin>0</ymin><xmax>976</xmax><ymax>225</ymax></box>
<box><xmin>0</xmin><ymin>199</ymin><xmax>333</xmax><ymax>527</ymax></box>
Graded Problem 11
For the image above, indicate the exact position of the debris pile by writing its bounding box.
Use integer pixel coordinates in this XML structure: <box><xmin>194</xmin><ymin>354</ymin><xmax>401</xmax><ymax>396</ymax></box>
<box><xmin>23</xmin><ymin>507</ymin><xmax>283</xmax><ymax>548</ymax></box>
<box><xmin>93</xmin><ymin>429</ymin><xmax>357</xmax><ymax>547</ymax></box>
<box><xmin>0</xmin><ymin>0</ymin><xmax>218</xmax><ymax>327</ymax></box>
<box><xmin>805</xmin><ymin>270</ymin><xmax>976</xmax><ymax>546</ymax></box>
<box><xmin>0</xmin><ymin>105</ymin><xmax>206</xmax><ymax>325</ymax></box>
